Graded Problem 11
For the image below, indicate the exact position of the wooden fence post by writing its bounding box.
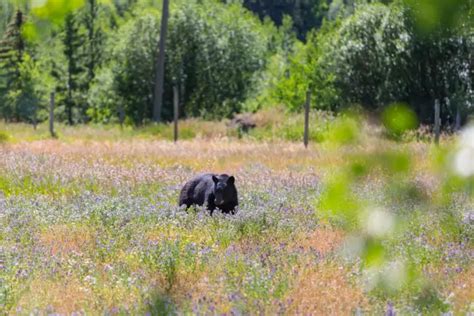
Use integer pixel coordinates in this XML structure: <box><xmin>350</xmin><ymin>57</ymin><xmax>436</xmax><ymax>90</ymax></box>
<box><xmin>49</xmin><ymin>91</ymin><xmax>56</xmax><ymax>138</ymax></box>
<box><xmin>434</xmin><ymin>99</ymin><xmax>440</xmax><ymax>145</ymax></box>
<box><xmin>173</xmin><ymin>85</ymin><xmax>179</xmax><ymax>143</ymax></box>
<box><xmin>455</xmin><ymin>106</ymin><xmax>461</xmax><ymax>132</ymax></box>
<box><xmin>304</xmin><ymin>90</ymin><xmax>311</xmax><ymax>148</ymax></box>
<box><xmin>33</xmin><ymin>104</ymin><xmax>38</xmax><ymax>130</ymax></box>
<box><xmin>118</xmin><ymin>106</ymin><xmax>125</xmax><ymax>130</ymax></box>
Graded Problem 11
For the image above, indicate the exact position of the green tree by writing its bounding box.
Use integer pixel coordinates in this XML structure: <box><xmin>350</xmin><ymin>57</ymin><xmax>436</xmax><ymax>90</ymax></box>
<box><xmin>111</xmin><ymin>12</ymin><xmax>160</xmax><ymax>124</ymax></box>
<box><xmin>165</xmin><ymin>2</ymin><xmax>268</xmax><ymax>119</ymax></box>
<box><xmin>62</xmin><ymin>12</ymin><xmax>83</xmax><ymax>125</ymax></box>
<box><xmin>81</xmin><ymin>0</ymin><xmax>105</xmax><ymax>83</ymax></box>
<box><xmin>236</xmin><ymin>0</ymin><xmax>331</xmax><ymax>40</ymax></box>
<box><xmin>5</xmin><ymin>53</ymin><xmax>46</xmax><ymax>126</ymax></box>
<box><xmin>320</xmin><ymin>4</ymin><xmax>413</xmax><ymax>110</ymax></box>
<box><xmin>153</xmin><ymin>0</ymin><xmax>169</xmax><ymax>122</ymax></box>
<box><xmin>90</xmin><ymin>1</ymin><xmax>269</xmax><ymax>124</ymax></box>
<box><xmin>0</xmin><ymin>2</ymin><xmax>15</xmax><ymax>35</ymax></box>
<box><xmin>0</xmin><ymin>10</ymin><xmax>26</xmax><ymax>121</ymax></box>
<box><xmin>275</xmin><ymin>2</ymin><xmax>473</xmax><ymax>127</ymax></box>
<box><xmin>112</xmin><ymin>0</ymin><xmax>137</xmax><ymax>17</ymax></box>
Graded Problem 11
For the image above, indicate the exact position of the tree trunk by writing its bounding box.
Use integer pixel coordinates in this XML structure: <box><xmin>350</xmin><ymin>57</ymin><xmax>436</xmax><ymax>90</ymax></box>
<box><xmin>304</xmin><ymin>90</ymin><xmax>310</xmax><ymax>148</ymax></box>
<box><xmin>153</xmin><ymin>0</ymin><xmax>170</xmax><ymax>123</ymax></box>
<box><xmin>434</xmin><ymin>99</ymin><xmax>441</xmax><ymax>145</ymax></box>
<box><xmin>119</xmin><ymin>105</ymin><xmax>125</xmax><ymax>129</ymax></box>
<box><xmin>49</xmin><ymin>92</ymin><xmax>56</xmax><ymax>138</ymax></box>
<box><xmin>173</xmin><ymin>85</ymin><xmax>179</xmax><ymax>143</ymax></box>
<box><xmin>87</xmin><ymin>0</ymin><xmax>96</xmax><ymax>83</ymax></box>
<box><xmin>455</xmin><ymin>106</ymin><xmax>461</xmax><ymax>131</ymax></box>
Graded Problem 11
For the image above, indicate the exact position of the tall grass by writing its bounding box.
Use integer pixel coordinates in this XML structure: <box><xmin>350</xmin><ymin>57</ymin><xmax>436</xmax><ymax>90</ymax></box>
<box><xmin>0</xmin><ymin>118</ymin><xmax>471</xmax><ymax>314</ymax></box>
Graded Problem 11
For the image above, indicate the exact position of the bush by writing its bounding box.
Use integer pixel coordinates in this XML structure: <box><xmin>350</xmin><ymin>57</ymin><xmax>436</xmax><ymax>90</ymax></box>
<box><xmin>0</xmin><ymin>130</ymin><xmax>10</xmax><ymax>143</ymax></box>
<box><xmin>91</xmin><ymin>1</ymin><xmax>270</xmax><ymax>125</ymax></box>
<box><xmin>270</xmin><ymin>2</ymin><xmax>473</xmax><ymax>127</ymax></box>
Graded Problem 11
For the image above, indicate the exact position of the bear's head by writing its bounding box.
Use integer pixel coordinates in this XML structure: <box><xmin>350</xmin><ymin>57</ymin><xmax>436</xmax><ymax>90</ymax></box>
<box><xmin>212</xmin><ymin>174</ymin><xmax>235</xmax><ymax>206</ymax></box>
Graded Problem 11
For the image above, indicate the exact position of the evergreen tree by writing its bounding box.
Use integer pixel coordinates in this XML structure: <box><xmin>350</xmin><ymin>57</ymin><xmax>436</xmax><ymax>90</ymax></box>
<box><xmin>112</xmin><ymin>0</ymin><xmax>137</xmax><ymax>17</ymax></box>
<box><xmin>83</xmin><ymin>0</ymin><xmax>101</xmax><ymax>83</ymax></box>
<box><xmin>77</xmin><ymin>0</ymin><xmax>108</xmax><ymax>121</ymax></box>
<box><xmin>239</xmin><ymin>0</ymin><xmax>330</xmax><ymax>40</ymax></box>
<box><xmin>62</xmin><ymin>12</ymin><xmax>83</xmax><ymax>125</ymax></box>
<box><xmin>0</xmin><ymin>2</ymin><xmax>15</xmax><ymax>35</ymax></box>
<box><xmin>0</xmin><ymin>10</ymin><xmax>26</xmax><ymax>121</ymax></box>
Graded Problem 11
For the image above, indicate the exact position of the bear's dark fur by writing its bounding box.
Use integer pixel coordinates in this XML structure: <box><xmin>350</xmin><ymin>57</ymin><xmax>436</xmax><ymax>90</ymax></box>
<box><xmin>178</xmin><ymin>173</ymin><xmax>238</xmax><ymax>215</ymax></box>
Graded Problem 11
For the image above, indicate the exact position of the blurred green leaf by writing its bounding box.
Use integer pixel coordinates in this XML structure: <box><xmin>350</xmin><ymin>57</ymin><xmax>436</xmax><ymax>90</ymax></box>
<box><xmin>350</xmin><ymin>159</ymin><xmax>370</xmax><ymax>178</ymax></box>
<box><xmin>382</xmin><ymin>104</ymin><xmax>418</xmax><ymax>138</ymax></box>
<box><xmin>378</xmin><ymin>151</ymin><xmax>412</xmax><ymax>175</ymax></box>
<box><xmin>326</xmin><ymin>115</ymin><xmax>360</xmax><ymax>145</ymax></box>
<box><xmin>32</xmin><ymin>0</ymin><xmax>85</xmax><ymax>25</ymax></box>
<box><xmin>318</xmin><ymin>173</ymin><xmax>361</xmax><ymax>228</ymax></box>
<box><xmin>363</xmin><ymin>238</ymin><xmax>385</xmax><ymax>267</ymax></box>
<box><xmin>404</xmin><ymin>0</ymin><xmax>472</xmax><ymax>35</ymax></box>
<box><xmin>21</xmin><ymin>21</ymin><xmax>38</xmax><ymax>41</ymax></box>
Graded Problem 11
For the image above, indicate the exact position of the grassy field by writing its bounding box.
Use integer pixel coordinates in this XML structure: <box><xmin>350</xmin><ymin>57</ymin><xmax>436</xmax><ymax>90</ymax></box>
<box><xmin>0</xmin><ymin>120</ymin><xmax>472</xmax><ymax>315</ymax></box>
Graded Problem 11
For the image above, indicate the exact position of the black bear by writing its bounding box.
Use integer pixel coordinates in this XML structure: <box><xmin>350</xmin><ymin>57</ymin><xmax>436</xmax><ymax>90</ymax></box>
<box><xmin>178</xmin><ymin>173</ymin><xmax>238</xmax><ymax>215</ymax></box>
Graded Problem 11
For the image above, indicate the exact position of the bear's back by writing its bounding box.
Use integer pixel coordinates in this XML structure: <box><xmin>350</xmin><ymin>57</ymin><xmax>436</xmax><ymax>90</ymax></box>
<box><xmin>179</xmin><ymin>173</ymin><xmax>215</xmax><ymax>207</ymax></box>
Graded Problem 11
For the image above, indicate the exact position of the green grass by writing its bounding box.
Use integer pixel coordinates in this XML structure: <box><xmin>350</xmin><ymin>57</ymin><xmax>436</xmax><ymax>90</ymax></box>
<box><xmin>0</xmin><ymin>119</ymin><xmax>472</xmax><ymax>315</ymax></box>
<box><xmin>0</xmin><ymin>109</ymin><xmax>344</xmax><ymax>143</ymax></box>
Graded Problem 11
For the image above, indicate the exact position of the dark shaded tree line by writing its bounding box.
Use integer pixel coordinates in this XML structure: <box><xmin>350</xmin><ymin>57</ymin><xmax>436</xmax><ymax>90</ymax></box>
<box><xmin>0</xmin><ymin>0</ymin><xmax>472</xmax><ymax>129</ymax></box>
<box><xmin>236</xmin><ymin>0</ymin><xmax>331</xmax><ymax>40</ymax></box>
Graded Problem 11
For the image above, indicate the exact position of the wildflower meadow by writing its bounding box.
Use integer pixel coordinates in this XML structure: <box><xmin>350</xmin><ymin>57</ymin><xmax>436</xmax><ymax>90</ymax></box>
<box><xmin>0</xmin><ymin>120</ymin><xmax>472</xmax><ymax>314</ymax></box>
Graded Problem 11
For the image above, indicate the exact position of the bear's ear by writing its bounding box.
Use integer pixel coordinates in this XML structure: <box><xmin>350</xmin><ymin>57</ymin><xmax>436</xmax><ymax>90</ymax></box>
<box><xmin>212</xmin><ymin>175</ymin><xmax>219</xmax><ymax>184</ymax></box>
<box><xmin>227</xmin><ymin>176</ymin><xmax>235</xmax><ymax>185</ymax></box>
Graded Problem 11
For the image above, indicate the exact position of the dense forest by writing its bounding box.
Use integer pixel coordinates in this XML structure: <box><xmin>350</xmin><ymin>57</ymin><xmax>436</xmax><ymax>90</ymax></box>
<box><xmin>0</xmin><ymin>0</ymin><xmax>472</xmax><ymax>127</ymax></box>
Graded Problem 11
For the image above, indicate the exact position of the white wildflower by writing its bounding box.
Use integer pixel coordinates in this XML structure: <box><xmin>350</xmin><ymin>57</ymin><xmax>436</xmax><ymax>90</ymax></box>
<box><xmin>383</xmin><ymin>260</ymin><xmax>407</xmax><ymax>291</ymax></box>
<box><xmin>454</xmin><ymin>125</ymin><xmax>474</xmax><ymax>177</ymax></box>
<box><xmin>362</xmin><ymin>207</ymin><xmax>395</xmax><ymax>238</ymax></box>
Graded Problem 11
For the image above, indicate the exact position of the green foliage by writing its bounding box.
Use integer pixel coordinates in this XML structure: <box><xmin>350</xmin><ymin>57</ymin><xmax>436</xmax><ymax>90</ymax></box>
<box><xmin>0</xmin><ymin>10</ymin><xmax>26</xmax><ymax>120</ymax></box>
<box><xmin>62</xmin><ymin>13</ymin><xmax>83</xmax><ymax>124</ymax></box>
<box><xmin>108</xmin><ymin>10</ymin><xmax>159</xmax><ymax>124</ymax></box>
<box><xmin>4</xmin><ymin>54</ymin><xmax>47</xmax><ymax>125</ymax></box>
<box><xmin>318</xmin><ymin>173</ymin><xmax>362</xmax><ymax>229</ymax></box>
<box><xmin>0</xmin><ymin>2</ymin><xmax>15</xmax><ymax>35</ymax></box>
<box><xmin>1</xmin><ymin>0</ymin><xmax>472</xmax><ymax>131</ymax></box>
<box><xmin>239</xmin><ymin>0</ymin><xmax>331</xmax><ymax>40</ymax></box>
<box><xmin>91</xmin><ymin>1</ymin><xmax>270</xmax><ymax>124</ymax></box>
<box><xmin>141</xmin><ymin>123</ymin><xmax>196</xmax><ymax>140</ymax></box>
<box><xmin>404</xmin><ymin>0</ymin><xmax>473</xmax><ymax>35</ymax></box>
<box><xmin>246</xmin><ymin>109</ymin><xmax>334</xmax><ymax>142</ymax></box>
<box><xmin>382</xmin><ymin>103</ymin><xmax>418</xmax><ymax>138</ymax></box>
<box><xmin>316</xmin><ymin>116</ymin><xmax>473</xmax><ymax>313</ymax></box>
<box><xmin>60</xmin><ymin>0</ymin><xmax>111</xmax><ymax>124</ymax></box>
<box><xmin>31</xmin><ymin>0</ymin><xmax>86</xmax><ymax>26</ymax></box>
<box><xmin>324</xmin><ymin>4</ymin><xmax>413</xmax><ymax>109</ymax></box>
<box><xmin>242</xmin><ymin>16</ymin><xmax>301</xmax><ymax>112</ymax></box>
<box><xmin>271</xmin><ymin>1</ymin><xmax>473</xmax><ymax>129</ymax></box>
<box><xmin>86</xmin><ymin>68</ymin><xmax>118</xmax><ymax>123</ymax></box>
<box><xmin>270</xmin><ymin>41</ymin><xmax>311</xmax><ymax>111</ymax></box>
<box><xmin>325</xmin><ymin>114</ymin><xmax>361</xmax><ymax>145</ymax></box>
<box><xmin>0</xmin><ymin>130</ymin><xmax>10</xmax><ymax>142</ymax></box>
<box><xmin>1</xmin><ymin>0</ymin><xmax>114</xmax><ymax>125</ymax></box>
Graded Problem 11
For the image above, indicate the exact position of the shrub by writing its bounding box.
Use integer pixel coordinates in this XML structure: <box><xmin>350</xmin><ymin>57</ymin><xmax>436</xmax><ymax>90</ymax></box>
<box><xmin>91</xmin><ymin>1</ymin><xmax>270</xmax><ymax>125</ymax></box>
<box><xmin>0</xmin><ymin>130</ymin><xmax>10</xmax><ymax>143</ymax></box>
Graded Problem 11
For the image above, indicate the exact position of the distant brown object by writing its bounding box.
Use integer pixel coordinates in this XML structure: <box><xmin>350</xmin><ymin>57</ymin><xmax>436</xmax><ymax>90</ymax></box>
<box><xmin>230</xmin><ymin>113</ymin><xmax>257</xmax><ymax>134</ymax></box>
